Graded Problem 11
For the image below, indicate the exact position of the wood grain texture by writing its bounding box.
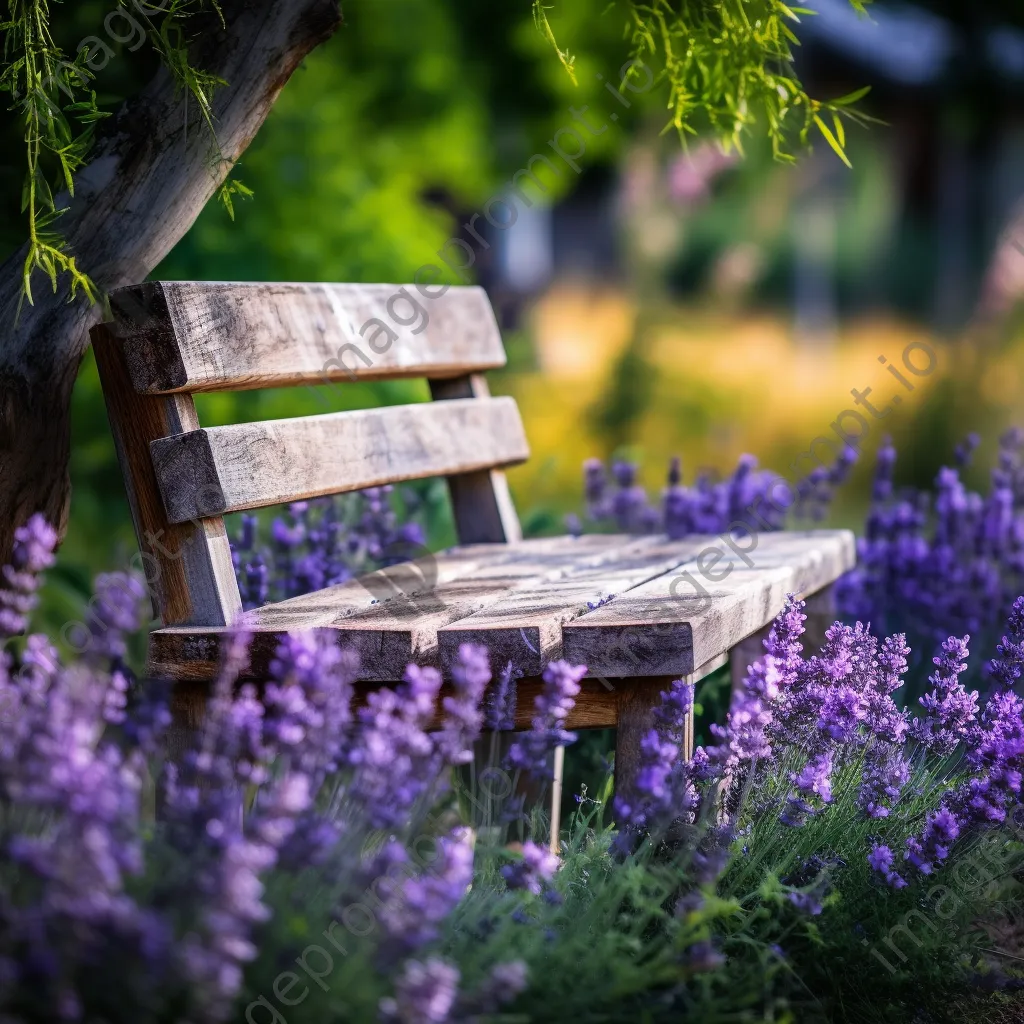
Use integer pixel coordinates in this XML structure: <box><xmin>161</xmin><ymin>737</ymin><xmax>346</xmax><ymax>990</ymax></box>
<box><xmin>437</xmin><ymin>537</ymin><xmax>708</xmax><ymax>676</ymax></box>
<box><xmin>323</xmin><ymin>535</ymin><xmax>652</xmax><ymax>680</ymax></box>
<box><xmin>429</xmin><ymin>375</ymin><xmax>522</xmax><ymax>545</ymax></box>
<box><xmin>92</xmin><ymin>324</ymin><xmax>242</xmax><ymax>627</ymax></box>
<box><xmin>149</xmin><ymin>398</ymin><xmax>530</xmax><ymax>524</ymax></box>
<box><xmin>561</xmin><ymin>530</ymin><xmax>855</xmax><ymax>677</ymax></box>
<box><xmin>146</xmin><ymin>535</ymin><xmax>633</xmax><ymax>681</ymax></box>
<box><xmin>109</xmin><ymin>282</ymin><xmax>506</xmax><ymax>394</ymax></box>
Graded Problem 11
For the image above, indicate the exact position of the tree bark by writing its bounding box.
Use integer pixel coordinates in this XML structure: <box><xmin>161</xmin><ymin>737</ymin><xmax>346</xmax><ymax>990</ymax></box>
<box><xmin>0</xmin><ymin>0</ymin><xmax>342</xmax><ymax>564</ymax></box>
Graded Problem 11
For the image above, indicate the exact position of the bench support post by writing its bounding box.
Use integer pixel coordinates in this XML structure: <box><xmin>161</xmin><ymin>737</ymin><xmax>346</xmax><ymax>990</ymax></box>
<box><xmin>429</xmin><ymin>375</ymin><xmax>522</xmax><ymax>545</ymax></box>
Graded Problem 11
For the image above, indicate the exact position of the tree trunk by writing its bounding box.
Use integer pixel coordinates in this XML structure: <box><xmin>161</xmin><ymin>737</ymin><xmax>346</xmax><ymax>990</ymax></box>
<box><xmin>0</xmin><ymin>0</ymin><xmax>342</xmax><ymax>564</ymax></box>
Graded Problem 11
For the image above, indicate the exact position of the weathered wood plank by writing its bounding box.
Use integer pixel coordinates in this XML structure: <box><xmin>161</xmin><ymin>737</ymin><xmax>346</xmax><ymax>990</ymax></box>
<box><xmin>92</xmin><ymin>324</ymin><xmax>242</xmax><ymax>628</ymax></box>
<box><xmin>429</xmin><ymin>375</ymin><xmax>522</xmax><ymax>545</ymax></box>
<box><xmin>561</xmin><ymin>530</ymin><xmax>855</xmax><ymax>678</ymax></box>
<box><xmin>149</xmin><ymin>398</ymin><xmax>530</xmax><ymax>524</ymax></box>
<box><xmin>326</xmin><ymin>535</ymin><xmax>658</xmax><ymax>680</ymax></box>
<box><xmin>437</xmin><ymin>537</ymin><xmax>709</xmax><ymax>676</ymax></box>
<box><xmin>146</xmin><ymin>534</ymin><xmax>633</xmax><ymax>680</ymax></box>
<box><xmin>110</xmin><ymin>282</ymin><xmax>506</xmax><ymax>394</ymax></box>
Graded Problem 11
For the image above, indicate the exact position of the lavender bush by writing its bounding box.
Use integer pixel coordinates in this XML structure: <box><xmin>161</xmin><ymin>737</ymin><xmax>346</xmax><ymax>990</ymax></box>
<box><xmin>836</xmin><ymin>430</ymin><xmax>1024</xmax><ymax>677</ymax></box>
<box><xmin>575</xmin><ymin>432</ymin><xmax>1024</xmax><ymax>692</ymax></box>
<box><xmin>231</xmin><ymin>487</ymin><xmax>429</xmax><ymax>610</ymax></box>
<box><xmin>3</xmin><ymin>514</ymin><xmax>1024</xmax><ymax>1021</ymax></box>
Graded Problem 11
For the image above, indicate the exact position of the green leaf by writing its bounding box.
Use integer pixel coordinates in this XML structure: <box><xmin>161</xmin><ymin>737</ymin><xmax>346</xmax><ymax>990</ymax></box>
<box><xmin>833</xmin><ymin>112</ymin><xmax>845</xmax><ymax>149</ymax></box>
<box><xmin>829</xmin><ymin>85</ymin><xmax>871</xmax><ymax>107</ymax></box>
<box><xmin>813</xmin><ymin>114</ymin><xmax>852</xmax><ymax>167</ymax></box>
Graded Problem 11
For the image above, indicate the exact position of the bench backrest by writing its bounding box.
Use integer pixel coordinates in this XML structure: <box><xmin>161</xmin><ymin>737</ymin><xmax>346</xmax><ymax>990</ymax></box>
<box><xmin>93</xmin><ymin>282</ymin><xmax>529</xmax><ymax>629</ymax></box>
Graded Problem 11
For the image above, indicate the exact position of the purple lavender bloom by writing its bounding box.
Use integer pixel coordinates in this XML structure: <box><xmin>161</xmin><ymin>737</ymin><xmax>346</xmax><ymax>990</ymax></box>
<box><xmin>437</xmin><ymin>644</ymin><xmax>489</xmax><ymax>765</ymax></box>
<box><xmin>0</xmin><ymin>514</ymin><xmax>57</xmax><ymax>637</ymax></box>
<box><xmin>652</xmin><ymin>677</ymin><xmax>694</xmax><ymax>746</ymax></box>
<box><xmin>379</xmin><ymin>957</ymin><xmax>460</xmax><ymax>1024</ymax></box>
<box><xmin>786</xmin><ymin>885</ymin><xmax>825</xmax><ymax>916</ymax></box>
<box><xmin>862</xmin><ymin>634</ymin><xmax>910</xmax><ymax>744</ymax></box>
<box><xmin>663</xmin><ymin>456</ymin><xmax>693</xmax><ymax>539</ymax></box>
<box><xmin>583</xmin><ymin>458</ymin><xmax>610</xmax><ymax>521</ymax></box>
<box><xmin>867</xmin><ymin>843</ymin><xmax>907</xmax><ymax>889</ymax></box>
<box><xmin>612</xmin><ymin>729</ymin><xmax>678</xmax><ymax>833</ymax></box>
<box><xmin>265</xmin><ymin>630</ymin><xmax>358</xmax><ymax>778</ymax></box>
<box><xmin>905</xmin><ymin>806</ymin><xmax>961</xmax><ymax>875</ymax></box>
<box><xmin>954</xmin><ymin>432</ymin><xmax>981</xmax><ymax>468</ymax></box>
<box><xmin>484</xmin><ymin>661</ymin><xmax>520</xmax><ymax>732</ymax></box>
<box><xmin>231</xmin><ymin>488</ymin><xmax>429</xmax><ymax>604</ymax></box>
<box><xmin>858</xmin><ymin>742</ymin><xmax>910</xmax><ymax>819</ymax></box>
<box><xmin>507</xmin><ymin>661</ymin><xmax>586</xmax><ymax>779</ymax></box>
<box><xmin>347</xmin><ymin>664</ymin><xmax>442</xmax><ymax>829</ymax></box>
<box><xmin>614</xmin><ymin>679</ymin><xmax>697</xmax><ymax>849</ymax></box>
<box><xmin>909</xmin><ymin>635</ymin><xmax>978</xmax><ymax>755</ymax></box>
<box><xmin>704</xmin><ymin>688</ymin><xmax>773</xmax><ymax>772</ymax></box>
<box><xmin>611</xmin><ymin>460</ymin><xmax>655</xmax><ymax>533</ymax></box>
<box><xmin>465</xmin><ymin>961</ymin><xmax>528</xmax><ymax>1014</ymax></box>
<box><xmin>986</xmin><ymin>596</ymin><xmax>1024</xmax><ymax>692</ymax></box>
<box><xmin>379</xmin><ymin>832</ymin><xmax>474</xmax><ymax>947</ymax></box>
<box><xmin>781</xmin><ymin>751</ymin><xmax>834</xmax><ymax>827</ymax></box>
<box><xmin>86</xmin><ymin>572</ymin><xmax>149</xmax><ymax>665</ymax></box>
<box><xmin>501</xmin><ymin>840</ymin><xmax>559</xmax><ymax>895</ymax></box>
<box><xmin>817</xmin><ymin>685</ymin><xmax>865</xmax><ymax>743</ymax></box>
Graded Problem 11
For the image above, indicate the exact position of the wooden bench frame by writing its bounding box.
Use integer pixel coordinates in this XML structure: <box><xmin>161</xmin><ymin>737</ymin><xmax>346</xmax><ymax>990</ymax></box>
<box><xmin>94</xmin><ymin>280</ymin><xmax>855</xmax><ymax>814</ymax></box>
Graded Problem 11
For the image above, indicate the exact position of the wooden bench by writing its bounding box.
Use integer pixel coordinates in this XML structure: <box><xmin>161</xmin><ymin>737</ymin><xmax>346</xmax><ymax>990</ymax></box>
<box><xmin>92</xmin><ymin>281</ymin><xmax>855</xmax><ymax>800</ymax></box>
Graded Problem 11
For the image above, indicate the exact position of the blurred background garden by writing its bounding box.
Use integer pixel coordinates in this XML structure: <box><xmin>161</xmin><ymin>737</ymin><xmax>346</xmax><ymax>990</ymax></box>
<box><xmin>4</xmin><ymin>0</ymin><xmax>1024</xmax><ymax>634</ymax></box>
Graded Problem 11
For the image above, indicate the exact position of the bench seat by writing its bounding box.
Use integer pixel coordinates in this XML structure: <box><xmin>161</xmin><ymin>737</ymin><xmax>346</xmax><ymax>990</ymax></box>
<box><xmin>150</xmin><ymin>528</ymin><xmax>854</xmax><ymax>699</ymax></box>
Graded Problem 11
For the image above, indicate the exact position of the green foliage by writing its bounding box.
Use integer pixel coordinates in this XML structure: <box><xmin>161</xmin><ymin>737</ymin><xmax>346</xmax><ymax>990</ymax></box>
<box><xmin>242</xmin><ymin>747</ymin><xmax>1024</xmax><ymax>1022</ymax></box>
<box><xmin>0</xmin><ymin>0</ymin><xmax>226</xmax><ymax>305</ymax></box>
<box><xmin>536</xmin><ymin>0</ymin><xmax>874</xmax><ymax>162</ymax></box>
<box><xmin>0</xmin><ymin>0</ymin><xmax>102</xmax><ymax>304</ymax></box>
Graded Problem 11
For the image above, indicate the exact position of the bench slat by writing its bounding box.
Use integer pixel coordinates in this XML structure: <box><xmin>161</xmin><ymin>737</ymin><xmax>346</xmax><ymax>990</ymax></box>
<box><xmin>109</xmin><ymin>282</ymin><xmax>506</xmax><ymax>394</ymax></box>
<box><xmin>150</xmin><ymin>398</ymin><xmax>530</xmax><ymax>523</ymax></box>
<box><xmin>146</xmin><ymin>535</ymin><xmax>632</xmax><ymax>680</ymax></box>
<box><xmin>437</xmin><ymin>536</ymin><xmax>710</xmax><ymax>676</ymax></box>
<box><xmin>560</xmin><ymin>530</ymin><xmax>855</xmax><ymax>676</ymax></box>
<box><xmin>325</xmin><ymin>535</ymin><xmax>659</xmax><ymax>680</ymax></box>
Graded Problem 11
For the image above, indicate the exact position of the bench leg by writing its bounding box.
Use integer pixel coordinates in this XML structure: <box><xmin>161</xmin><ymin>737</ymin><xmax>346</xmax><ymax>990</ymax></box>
<box><xmin>613</xmin><ymin>675</ymin><xmax>679</xmax><ymax>813</ymax></box>
<box><xmin>549</xmin><ymin>746</ymin><xmax>565</xmax><ymax>854</ymax></box>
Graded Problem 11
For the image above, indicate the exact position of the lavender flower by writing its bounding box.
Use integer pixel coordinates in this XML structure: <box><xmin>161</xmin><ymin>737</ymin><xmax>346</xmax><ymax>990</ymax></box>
<box><xmin>613</xmin><ymin>679</ymin><xmax>697</xmax><ymax>850</ymax></box>
<box><xmin>463</xmin><ymin>960</ymin><xmax>529</xmax><ymax>1015</ymax></box>
<box><xmin>867</xmin><ymin>843</ymin><xmax>907</xmax><ymax>889</ymax></box>
<box><xmin>986</xmin><ymin>596</ymin><xmax>1024</xmax><ymax>692</ymax></box>
<box><xmin>905</xmin><ymin>806</ymin><xmax>961</xmax><ymax>875</ymax></box>
<box><xmin>347</xmin><ymin>664</ymin><xmax>442</xmax><ymax>829</ymax></box>
<box><xmin>378</xmin><ymin>832</ymin><xmax>474</xmax><ymax>948</ymax></box>
<box><xmin>0</xmin><ymin>514</ymin><xmax>57</xmax><ymax>637</ymax></box>
<box><xmin>86</xmin><ymin>572</ymin><xmax>149</xmax><ymax>665</ymax></box>
<box><xmin>652</xmin><ymin>677</ymin><xmax>695</xmax><ymax>746</ymax></box>
<box><xmin>704</xmin><ymin>688</ymin><xmax>773</xmax><ymax>773</ymax></box>
<box><xmin>858</xmin><ymin>742</ymin><xmax>910</xmax><ymax>819</ymax></box>
<box><xmin>231</xmin><ymin>488</ymin><xmax>429</xmax><ymax>606</ymax></box>
<box><xmin>909</xmin><ymin>635</ymin><xmax>978</xmax><ymax>755</ymax></box>
<box><xmin>484</xmin><ymin>661</ymin><xmax>520</xmax><ymax>731</ymax></box>
<box><xmin>437</xmin><ymin>644</ymin><xmax>490</xmax><ymax>765</ymax></box>
<box><xmin>265</xmin><ymin>630</ymin><xmax>357</xmax><ymax>779</ymax></box>
<box><xmin>682</xmin><ymin>940</ymin><xmax>726</xmax><ymax>972</ymax></box>
<box><xmin>501</xmin><ymin>840</ymin><xmax>560</xmax><ymax>895</ymax></box>
<box><xmin>507</xmin><ymin>661</ymin><xmax>586</xmax><ymax>779</ymax></box>
<box><xmin>379</xmin><ymin>957</ymin><xmax>460</xmax><ymax>1024</ymax></box>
